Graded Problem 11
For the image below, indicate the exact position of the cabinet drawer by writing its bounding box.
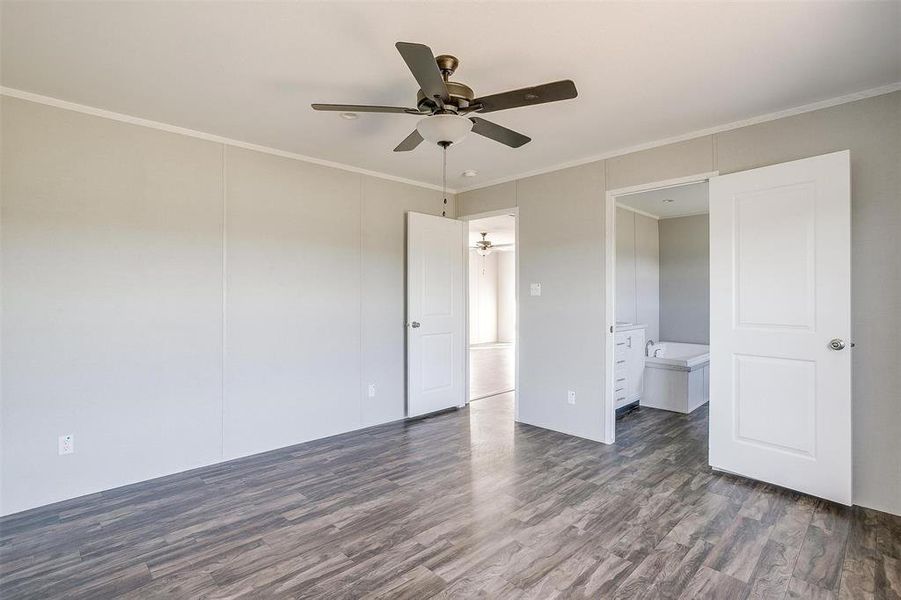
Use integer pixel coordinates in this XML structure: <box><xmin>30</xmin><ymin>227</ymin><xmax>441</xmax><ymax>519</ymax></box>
<box><xmin>614</xmin><ymin>373</ymin><xmax>628</xmax><ymax>395</ymax></box>
<box><xmin>615</xmin><ymin>334</ymin><xmax>633</xmax><ymax>348</ymax></box>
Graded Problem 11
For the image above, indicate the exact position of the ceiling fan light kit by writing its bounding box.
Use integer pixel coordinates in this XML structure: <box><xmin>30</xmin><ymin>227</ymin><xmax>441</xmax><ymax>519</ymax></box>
<box><xmin>416</xmin><ymin>114</ymin><xmax>473</xmax><ymax>146</ymax></box>
<box><xmin>312</xmin><ymin>41</ymin><xmax>578</xmax><ymax>153</ymax></box>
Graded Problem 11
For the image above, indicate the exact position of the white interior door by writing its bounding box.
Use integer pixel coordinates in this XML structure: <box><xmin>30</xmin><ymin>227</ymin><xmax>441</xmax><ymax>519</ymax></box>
<box><xmin>407</xmin><ymin>212</ymin><xmax>465</xmax><ymax>418</ymax></box>
<box><xmin>709</xmin><ymin>150</ymin><xmax>852</xmax><ymax>505</ymax></box>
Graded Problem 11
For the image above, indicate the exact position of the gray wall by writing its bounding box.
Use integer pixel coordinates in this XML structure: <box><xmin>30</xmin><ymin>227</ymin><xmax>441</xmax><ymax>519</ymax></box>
<box><xmin>459</xmin><ymin>91</ymin><xmax>901</xmax><ymax>515</ymax></box>
<box><xmin>3</xmin><ymin>91</ymin><xmax>899</xmax><ymax>516</ymax></box>
<box><xmin>458</xmin><ymin>164</ymin><xmax>608</xmax><ymax>442</ymax></box>
<box><xmin>615</xmin><ymin>207</ymin><xmax>660</xmax><ymax>342</ymax></box>
<box><xmin>659</xmin><ymin>214</ymin><xmax>709</xmax><ymax>344</ymax></box>
<box><xmin>0</xmin><ymin>97</ymin><xmax>453</xmax><ymax>515</ymax></box>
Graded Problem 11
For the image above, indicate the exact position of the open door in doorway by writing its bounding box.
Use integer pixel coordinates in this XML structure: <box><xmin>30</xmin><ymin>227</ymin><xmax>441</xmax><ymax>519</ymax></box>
<box><xmin>709</xmin><ymin>151</ymin><xmax>852</xmax><ymax>505</ymax></box>
<box><xmin>406</xmin><ymin>212</ymin><xmax>465</xmax><ymax>418</ymax></box>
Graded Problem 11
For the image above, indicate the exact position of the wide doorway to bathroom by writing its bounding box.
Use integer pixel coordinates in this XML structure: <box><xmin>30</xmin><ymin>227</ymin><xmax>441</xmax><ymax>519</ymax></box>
<box><xmin>605</xmin><ymin>153</ymin><xmax>852</xmax><ymax>504</ymax></box>
<box><xmin>609</xmin><ymin>179</ymin><xmax>710</xmax><ymax>437</ymax></box>
<box><xmin>466</xmin><ymin>211</ymin><xmax>516</xmax><ymax>402</ymax></box>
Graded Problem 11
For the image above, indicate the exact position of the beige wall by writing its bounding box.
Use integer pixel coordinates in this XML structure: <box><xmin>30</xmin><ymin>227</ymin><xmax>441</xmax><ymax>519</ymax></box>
<box><xmin>0</xmin><ymin>97</ymin><xmax>453</xmax><ymax>515</ymax></box>
<box><xmin>459</xmin><ymin>91</ymin><xmax>901</xmax><ymax>515</ymax></box>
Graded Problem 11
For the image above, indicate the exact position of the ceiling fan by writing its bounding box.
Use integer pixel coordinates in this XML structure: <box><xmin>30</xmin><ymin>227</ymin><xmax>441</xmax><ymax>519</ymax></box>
<box><xmin>471</xmin><ymin>232</ymin><xmax>512</xmax><ymax>256</ymax></box>
<box><xmin>312</xmin><ymin>42</ymin><xmax>578</xmax><ymax>152</ymax></box>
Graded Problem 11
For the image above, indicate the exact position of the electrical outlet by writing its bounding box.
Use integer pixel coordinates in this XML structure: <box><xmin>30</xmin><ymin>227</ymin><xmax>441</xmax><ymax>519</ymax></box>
<box><xmin>567</xmin><ymin>390</ymin><xmax>576</xmax><ymax>405</ymax></box>
<box><xmin>530</xmin><ymin>282</ymin><xmax>542</xmax><ymax>296</ymax></box>
<box><xmin>58</xmin><ymin>434</ymin><xmax>74</xmax><ymax>455</ymax></box>
<box><xmin>367</xmin><ymin>383</ymin><xmax>376</xmax><ymax>398</ymax></box>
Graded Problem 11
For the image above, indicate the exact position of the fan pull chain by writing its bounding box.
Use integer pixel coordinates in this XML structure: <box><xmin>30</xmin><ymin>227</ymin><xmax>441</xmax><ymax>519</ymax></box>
<box><xmin>442</xmin><ymin>144</ymin><xmax>448</xmax><ymax>217</ymax></box>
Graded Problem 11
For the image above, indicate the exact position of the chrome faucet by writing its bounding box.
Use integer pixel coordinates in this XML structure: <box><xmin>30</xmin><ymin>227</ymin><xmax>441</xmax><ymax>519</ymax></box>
<box><xmin>645</xmin><ymin>339</ymin><xmax>655</xmax><ymax>357</ymax></box>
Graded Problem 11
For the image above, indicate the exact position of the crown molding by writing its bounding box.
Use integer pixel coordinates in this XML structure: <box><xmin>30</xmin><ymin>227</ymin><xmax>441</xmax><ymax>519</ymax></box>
<box><xmin>455</xmin><ymin>81</ymin><xmax>901</xmax><ymax>194</ymax></box>
<box><xmin>4</xmin><ymin>82</ymin><xmax>899</xmax><ymax>197</ymax></box>
<box><xmin>0</xmin><ymin>87</ymin><xmax>449</xmax><ymax>193</ymax></box>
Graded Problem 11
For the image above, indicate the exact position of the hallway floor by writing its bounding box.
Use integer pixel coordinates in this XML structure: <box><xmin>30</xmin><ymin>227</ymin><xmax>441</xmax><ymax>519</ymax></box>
<box><xmin>469</xmin><ymin>342</ymin><xmax>514</xmax><ymax>401</ymax></box>
<box><xmin>1</xmin><ymin>395</ymin><xmax>899</xmax><ymax>599</ymax></box>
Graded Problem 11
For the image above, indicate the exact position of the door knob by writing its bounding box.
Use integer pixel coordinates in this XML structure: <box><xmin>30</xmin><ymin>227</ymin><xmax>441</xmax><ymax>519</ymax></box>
<box><xmin>410</xmin><ymin>321</ymin><xmax>421</xmax><ymax>328</ymax></box>
<box><xmin>829</xmin><ymin>338</ymin><xmax>846</xmax><ymax>351</ymax></box>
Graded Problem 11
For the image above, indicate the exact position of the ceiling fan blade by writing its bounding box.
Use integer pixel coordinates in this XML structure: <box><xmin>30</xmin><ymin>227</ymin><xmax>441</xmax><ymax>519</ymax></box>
<box><xmin>311</xmin><ymin>103</ymin><xmax>421</xmax><ymax>114</ymax></box>
<box><xmin>469</xmin><ymin>117</ymin><xmax>531</xmax><ymax>148</ymax></box>
<box><xmin>393</xmin><ymin>129</ymin><xmax>423</xmax><ymax>152</ymax></box>
<box><xmin>472</xmin><ymin>80</ymin><xmax>578</xmax><ymax>114</ymax></box>
<box><xmin>395</xmin><ymin>42</ymin><xmax>450</xmax><ymax>104</ymax></box>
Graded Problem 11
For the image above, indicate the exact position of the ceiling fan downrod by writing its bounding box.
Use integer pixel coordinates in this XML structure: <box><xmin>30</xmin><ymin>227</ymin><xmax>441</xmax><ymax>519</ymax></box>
<box><xmin>441</xmin><ymin>142</ymin><xmax>448</xmax><ymax>217</ymax></box>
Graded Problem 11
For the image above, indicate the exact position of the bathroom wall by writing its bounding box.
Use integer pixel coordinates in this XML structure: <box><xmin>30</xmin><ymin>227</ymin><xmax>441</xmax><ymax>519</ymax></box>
<box><xmin>659</xmin><ymin>214</ymin><xmax>710</xmax><ymax>344</ymax></box>
<box><xmin>615</xmin><ymin>207</ymin><xmax>660</xmax><ymax>342</ymax></box>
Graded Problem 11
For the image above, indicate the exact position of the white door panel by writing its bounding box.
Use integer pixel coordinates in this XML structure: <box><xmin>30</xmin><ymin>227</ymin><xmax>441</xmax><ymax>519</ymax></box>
<box><xmin>709</xmin><ymin>150</ymin><xmax>851</xmax><ymax>505</ymax></box>
<box><xmin>407</xmin><ymin>212</ymin><xmax>464</xmax><ymax>417</ymax></box>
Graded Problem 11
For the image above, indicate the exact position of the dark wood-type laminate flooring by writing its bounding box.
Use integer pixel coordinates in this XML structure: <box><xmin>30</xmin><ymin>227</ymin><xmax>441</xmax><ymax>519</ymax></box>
<box><xmin>1</xmin><ymin>394</ymin><xmax>899</xmax><ymax>599</ymax></box>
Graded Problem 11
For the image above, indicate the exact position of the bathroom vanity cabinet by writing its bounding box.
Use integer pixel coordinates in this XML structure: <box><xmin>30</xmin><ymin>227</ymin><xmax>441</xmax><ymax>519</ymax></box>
<box><xmin>614</xmin><ymin>324</ymin><xmax>646</xmax><ymax>409</ymax></box>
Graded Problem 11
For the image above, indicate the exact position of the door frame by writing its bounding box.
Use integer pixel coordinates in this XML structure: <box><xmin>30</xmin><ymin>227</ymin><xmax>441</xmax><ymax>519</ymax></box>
<box><xmin>604</xmin><ymin>172</ymin><xmax>718</xmax><ymax>443</ymax></box>
<box><xmin>460</xmin><ymin>207</ymin><xmax>520</xmax><ymax>419</ymax></box>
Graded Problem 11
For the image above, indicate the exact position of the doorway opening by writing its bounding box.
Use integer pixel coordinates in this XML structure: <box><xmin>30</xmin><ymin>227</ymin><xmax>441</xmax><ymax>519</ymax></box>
<box><xmin>604</xmin><ymin>153</ymin><xmax>851</xmax><ymax>504</ymax></box>
<box><xmin>464</xmin><ymin>211</ymin><xmax>517</xmax><ymax>405</ymax></box>
<box><xmin>606</xmin><ymin>175</ymin><xmax>712</xmax><ymax>442</ymax></box>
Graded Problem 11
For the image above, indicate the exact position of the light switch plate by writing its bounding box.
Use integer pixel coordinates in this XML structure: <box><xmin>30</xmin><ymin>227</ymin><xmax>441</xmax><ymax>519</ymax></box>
<box><xmin>530</xmin><ymin>283</ymin><xmax>542</xmax><ymax>296</ymax></box>
<box><xmin>567</xmin><ymin>390</ymin><xmax>576</xmax><ymax>405</ymax></box>
<box><xmin>58</xmin><ymin>434</ymin><xmax>74</xmax><ymax>455</ymax></box>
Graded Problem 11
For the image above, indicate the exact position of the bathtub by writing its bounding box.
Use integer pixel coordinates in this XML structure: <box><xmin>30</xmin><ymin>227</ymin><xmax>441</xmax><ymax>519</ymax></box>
<box><xmin>642</xmin><ymin>342</ymin><xmax>710</xmax><ymax>414</ymax></box>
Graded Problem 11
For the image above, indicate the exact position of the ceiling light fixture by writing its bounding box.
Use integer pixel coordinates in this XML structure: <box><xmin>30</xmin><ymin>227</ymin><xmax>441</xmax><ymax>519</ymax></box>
<box><xmin>462</xmin><ymin>169</ymin><xmax>478</xmax><ymax>178</ymax></box>
<box><xmin>340</xmin><ymin>112</ymin><xmax>358</xmax><ymax>120</ymax></box>
<box><xmin>663</xmin><ymin>198</ymin><xmax>675</xmax><ymax>203</ymax></box>
<box><xmin>416</xmin><ymin>114</ymin><xmax>473</xmax><ymax>146</ymax></box>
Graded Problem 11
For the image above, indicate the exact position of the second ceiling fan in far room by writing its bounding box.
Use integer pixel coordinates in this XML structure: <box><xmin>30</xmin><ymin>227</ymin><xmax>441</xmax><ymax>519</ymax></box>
<box><xmin>472</xmin><ymin>232</ymin><xmax>513</xmax><ymax>256</ymax></box>
<box><xmin>312</xmin><ymin>41</ymin><xmax>579</xmax><ymax>151</ymax></box>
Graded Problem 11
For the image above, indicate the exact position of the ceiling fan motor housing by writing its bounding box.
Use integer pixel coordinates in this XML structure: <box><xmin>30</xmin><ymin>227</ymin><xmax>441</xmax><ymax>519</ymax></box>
<box><xmin>417</xmin><ymin>81</ymin><xmax>475</xmax><ymax>113</ymax></box>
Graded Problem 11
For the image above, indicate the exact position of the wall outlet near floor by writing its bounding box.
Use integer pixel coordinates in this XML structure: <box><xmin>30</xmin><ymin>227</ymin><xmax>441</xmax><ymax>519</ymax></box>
<box><xmin>530</xmin><ymin>282</ymin><xmax>542</xmax><ymax>297</ymax></box>
<box><xmin>368</xmin><ymin>383</ymin><xmax>376</xmax><ymax>398</ymax></box>
<box><xmin>567</xmin><ymin>390</ymin><xmax>576</xmax><ymax>405</ymax></box>
<box><xmin>58</xmin><ymin>434</ymin><xmax>74</xmax><ymax>455</ymax></box>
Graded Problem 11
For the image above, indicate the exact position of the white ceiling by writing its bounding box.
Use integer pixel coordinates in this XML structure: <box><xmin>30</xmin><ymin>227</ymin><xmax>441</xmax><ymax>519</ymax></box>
<box><xmin>469</xmin><ymin>214</ymin><xmax>515</xmax><ymax>248</ymax></box>
<box><xmin>2</xmin><ymin>2</ymin><xmax>899</xmax><ymax>191</ymax></box>
<box><xmin>618</xmin><ymin>182</ymin><xmax>709</xmax><ymax>219</ymax></box>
